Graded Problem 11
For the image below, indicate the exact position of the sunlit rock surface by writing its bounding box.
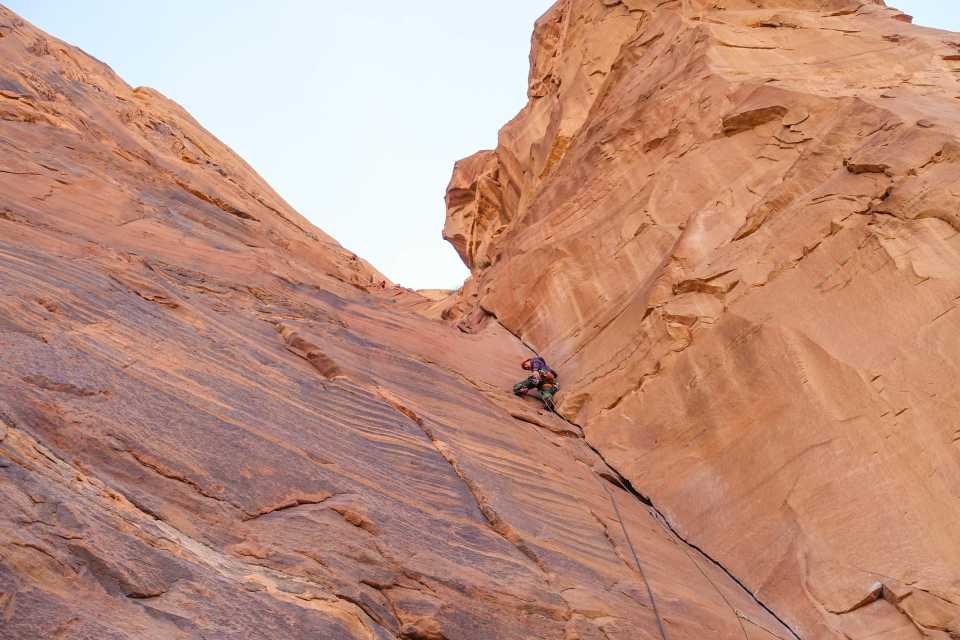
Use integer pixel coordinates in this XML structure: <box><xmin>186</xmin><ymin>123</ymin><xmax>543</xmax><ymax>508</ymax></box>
<box><xmin>446</xmin><ymin>1</ymin><xmax>960</xmax><ymax>638</ymax></box>
<box><xmin>0</xmin><ymin>4</ymin><xmax>800</xmax><ymax>640</ymax></box>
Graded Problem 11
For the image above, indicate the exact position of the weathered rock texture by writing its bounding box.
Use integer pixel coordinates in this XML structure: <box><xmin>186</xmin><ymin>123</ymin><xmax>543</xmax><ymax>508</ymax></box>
<box><xmin>445</xmin><ymin>1</ymin><xmax>960</xmax><ymax>638</ymax></box>
<box><xmin>0</xmin><ymin>5</ymin><xmax>804</xmax><ymax>640</ymax></box>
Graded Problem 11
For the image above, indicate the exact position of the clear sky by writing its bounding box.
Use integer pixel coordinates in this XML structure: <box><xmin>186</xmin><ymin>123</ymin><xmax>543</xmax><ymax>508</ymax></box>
<box><xmin>7</xmin><ymin>1</ymin><xmax>549</xmax><ymax>289</ymax></box>
<box><xmin>901</xmin><ymin>1</ymin><xmax>960</xmax><ymax>31</ymax></box>
<box><xmin>5</xmin><ymin>1</ymin><xmax>958</xmax><ymax>289</ymax></box>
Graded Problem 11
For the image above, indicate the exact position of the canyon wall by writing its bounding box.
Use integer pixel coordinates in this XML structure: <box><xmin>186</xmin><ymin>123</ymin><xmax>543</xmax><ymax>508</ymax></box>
<box><xmin>0</xmin><ymin>1</ymin><xmax>957</xmax><ymax>638</ymax></box>
<box><xmin>0</xmin><ymin>4</ymin><xmax>799</xmax><ymax>640</ymax></box>
<box><xmin>445</xmin><ymin>1</ymin><xmax>960</xmax><ymax>638</ymax></box>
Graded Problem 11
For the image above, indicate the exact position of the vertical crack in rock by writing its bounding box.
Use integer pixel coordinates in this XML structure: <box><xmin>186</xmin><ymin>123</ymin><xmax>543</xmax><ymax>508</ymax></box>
<box><xmin>580</xmin><ymin>426</ymin><xmax>803</xmax><ymax>640</ymax></box>
<box><xmin>493</xmin><ymin>319</ymin><xmax>804</xmax><ymax>640</ymax></box>
<box><xmin>6</xmin><ymin>2</ymin><xmax>960</xmax><ymax>637</ymax></box>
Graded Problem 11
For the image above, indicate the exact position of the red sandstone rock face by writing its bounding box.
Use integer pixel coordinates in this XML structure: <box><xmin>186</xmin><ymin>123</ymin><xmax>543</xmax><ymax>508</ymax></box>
<box><xmin>0</xmin><ymin>5</ymin><xmax>800</xmax><ymax>640</ymax></box>
<box><xmin>446</xmin><ymin>1</ymin><xmax>960</xmax><ymax>638</ymax></box>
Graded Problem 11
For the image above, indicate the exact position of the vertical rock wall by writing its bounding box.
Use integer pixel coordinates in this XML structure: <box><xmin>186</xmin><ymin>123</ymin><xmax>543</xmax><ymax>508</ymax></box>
<box><xmin>0</xmin><ymin>4</ymin><xmax>803</xmax><ymax>639</ymax></box>
<box><xmin>446</xmin><ymin>1</ymin><xmax>960</xmax><ymax>637</ymax></box>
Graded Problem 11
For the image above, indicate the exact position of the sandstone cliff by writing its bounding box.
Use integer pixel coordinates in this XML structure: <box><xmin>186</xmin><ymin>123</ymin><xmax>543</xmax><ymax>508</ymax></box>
<box><xmin>445</xmin><ymin>1</ymin><xmax>960</xmax><ymax>638</ymax></box>
<box><xmin>0</xmin><ymin>4</ymin><xmax>796</xmax><ymax>640</ymax></box>
<box><xmin>1</xmin><ymin>1</ymin><xmax>958</xmax><ymax>639</ymax></box>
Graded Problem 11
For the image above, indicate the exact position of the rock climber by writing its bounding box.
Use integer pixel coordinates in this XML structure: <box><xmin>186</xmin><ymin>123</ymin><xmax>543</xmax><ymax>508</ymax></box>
<box><xmin>513</xmin><ymin>356</ymin><xmax>559</xmax><ymax>412</ymax></box>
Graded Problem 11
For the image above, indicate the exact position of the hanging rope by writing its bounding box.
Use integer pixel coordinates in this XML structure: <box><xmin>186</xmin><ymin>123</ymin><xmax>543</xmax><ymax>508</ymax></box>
<box><xmin>517</xmin><ymin>348</ymin><xmax>769</xmax><ymax>639</ymax></box>
<box><xmin>661</xmin><ymin>514</ymin><xmax>750</xmax><ymax>640</ymax></box>
<box><xmin>601</xmin><ymin>479</ymin><xmax>669</xmax><ymax>640</ymax></box>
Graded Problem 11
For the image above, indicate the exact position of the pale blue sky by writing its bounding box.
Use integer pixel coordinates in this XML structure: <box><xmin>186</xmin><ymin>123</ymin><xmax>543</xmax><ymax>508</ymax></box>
<box><xmin>6</xmin><ymin>1</ymin><xmax>957</xmax><ymax>289</ymax></box>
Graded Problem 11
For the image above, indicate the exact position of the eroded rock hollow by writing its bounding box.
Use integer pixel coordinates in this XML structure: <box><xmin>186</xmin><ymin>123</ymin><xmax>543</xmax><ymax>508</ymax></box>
<box><xmin>0</xmin><ymin>1</ymin><xmax>957</xmax><ymax>639</ymax></box>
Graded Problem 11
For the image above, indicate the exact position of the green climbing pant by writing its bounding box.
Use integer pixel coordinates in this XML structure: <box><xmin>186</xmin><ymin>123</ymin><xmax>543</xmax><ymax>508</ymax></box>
<box><xmin>514</xmin><ymin>376</ymin><xmax>558</xmax><ymax>401</ymax></box>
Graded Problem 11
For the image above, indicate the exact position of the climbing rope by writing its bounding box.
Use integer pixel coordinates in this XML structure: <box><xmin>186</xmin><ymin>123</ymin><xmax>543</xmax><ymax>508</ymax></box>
<box><xmin>601</xmin><ymin>479</ymin><xmax>669</xmax><ymax>640</ymax></box>
<box><xmin>529</xmin><ymin>364</ymin><xmax>669</xmax><ymax>640</ymax></box>
<box><xmin>514</xmin><ymin>347</ymin><xmax>789</xmax><ymax>640</ymax></box>
<box><xmin>661</xmin><ymin>516</ymin><xmax>750</xmax><ymax>640</ymax></box>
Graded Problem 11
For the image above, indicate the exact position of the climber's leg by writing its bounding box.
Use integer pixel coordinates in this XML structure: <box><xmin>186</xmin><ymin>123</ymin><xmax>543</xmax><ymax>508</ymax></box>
<box><xmin>540</xmin><ymin>383</ymin><xmax>558</xmax><ymax>411</ymax></box>
<box><xmin>514</xmin><ymin>377</ymin><xmax>537</xmax><ymax>396</ymax></box>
